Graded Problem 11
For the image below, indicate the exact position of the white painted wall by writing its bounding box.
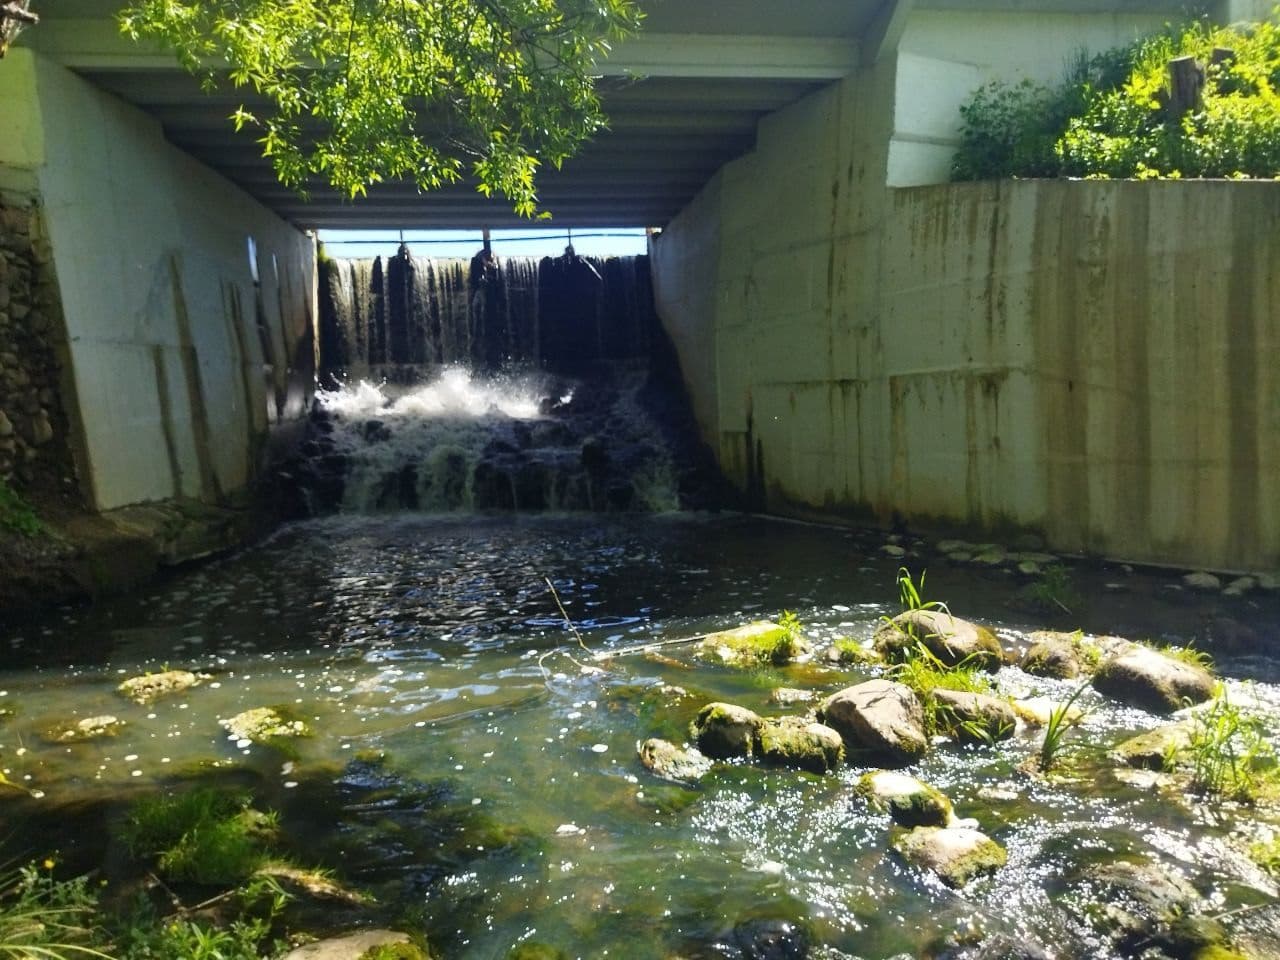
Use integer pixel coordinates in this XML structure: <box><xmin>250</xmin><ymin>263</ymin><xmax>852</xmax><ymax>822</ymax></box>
<box><xmin>653</xmin><ymin>22</ymin><xmax>1280</xmax><ymax>571</ymax></box>
<box><xmin>0</xmin><ymin>50</ymin><xmax>315</xmax><ymax>511</ymax></box>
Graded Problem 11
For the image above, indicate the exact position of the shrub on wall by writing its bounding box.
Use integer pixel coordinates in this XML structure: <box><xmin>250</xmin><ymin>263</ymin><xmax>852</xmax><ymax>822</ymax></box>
<box><xmin>952</xmin><ymin>17</ymin><xmax>1280</xmax><ymax>181</ymax></box>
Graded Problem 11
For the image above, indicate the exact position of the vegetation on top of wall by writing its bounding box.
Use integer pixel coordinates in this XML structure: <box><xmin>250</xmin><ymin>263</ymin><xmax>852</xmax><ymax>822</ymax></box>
<box><xmin>952</xmin><ymin>17</ymin><xmax>1280</xmax><ymax>181</ymax></box>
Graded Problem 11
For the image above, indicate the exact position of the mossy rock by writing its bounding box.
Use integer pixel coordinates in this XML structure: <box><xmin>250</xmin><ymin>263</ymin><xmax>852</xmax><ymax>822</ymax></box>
<box><xmin>637</xmin><ymin>738</ymin><xmax>712</xmax><ymax>785</ymax></box>
<box><xmin>1111</xmin><ymin>723</ymin><xmax>1193</xmax><ymax>770</ymax></box>
<box><xmin>857</xmin><ymin>771</ymin><xmax>952</xmax><ymax>827</ymax></box>
<box><xmin>221</xmin><ymin>706</ymin><xmax>312</xmax><ymax>744</ymax></box>
<box><xmin>1093</xmin><ymin>646</ymin><xmax>1215</xmax><ymax>714</ymax></box>
<box><xmin>689</xmin><ymin>702</ymin><xmax>763</xmax><ymax>760</ymax></box>
<box><xmin>1021</xmin><ymin>633</ymin><xmax>1088</xmax><ymax>679</ymax></box>
<box><xmin>508</xmin><ymin>945</ymin><xmax>569</xmax><ymax>960</ymax></box>
<box><xmin>45</xmin><ymin>714</ymin><xmax>124</xmax><ymax>743</ymax></box>
<box><xmin>893</xmin><ymin>825</ymin><xmax>1007</xmax><ymax>887</ymax></box>
<box><xmin>816</xmin><ymin>679</ymin><xmax>928</xmax><ymax>766</ymax></box>
<box><xmin>931</xmin><ymin>689</ymin><xmax>1017</xmax><ymax>743</ymax></box>
<box><xmin>118</xmin><ymin>669</ymin><xmax>203</xmax><ymax>704</ymax></box>
<box><xmin>282</xmin><ymin>930</ymin><xmax>423</xmax><ymax>960</ymax></box>
<box><xmin>695</xmin><ymin>621</ymin><xmax>808</xmax><ymax>668</ymax></box>
<box><xmin>874</xmin><ymin>609</ymin><xmax>1003</xmax><ymax>672</ymax></box>
<box><xmin>756</xmin><ymin>717</ymin><xmax>844</xmax><ymax>774</ymax></box>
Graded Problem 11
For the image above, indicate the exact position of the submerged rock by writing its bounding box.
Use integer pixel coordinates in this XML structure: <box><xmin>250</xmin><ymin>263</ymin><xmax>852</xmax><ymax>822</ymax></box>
<box><xmin>757</xmin><ymin>717</ymin><xmax>844</xmax><ymax>774</ymax></box>
<box><xmin>637</xmin><ymin>737</ymin><xmax>713</xmax><ymax>785</ymax></box>
<box><xmin>690</xmin><ymin>702</ymin><xmax>763</xmax><ymax>759</ymax></box>
<box><xmin>117</xmin><ymin>669</ymin><xmax>203</xmax><ymax>704</ymax></box>
<box><xmin>280</xmin><ymin>930</ymin><xmax>424</xmax><ymax>960</ymax></box>
<box><xmin>816</xmin><ymin>679</ymin><xmax>928</xmax><ymax>766</ymax></box>
<box><xmin>1062</xmin><ymin>860</ymin><xmax>1232</xmax><ymax>960</ymax></box>
<box><xmin>221</xmin><ymin>706</ymin><xmax>312</xmax><ymax>744</ymax></box>
<box><xmin>508</xmin><ymin>945</ymin><xmax>569</xmax><ymax>960</ymax></box>
<box><xmin>1011</xmin><ymin>696</ymin><xmax>1085</xmax><ymax>728</ymax></box>
<box><xmin>1111</xmin><ymin>723</ymin><xmax>1193</xmax><ymax>770</ymax></box>
<box><xmin>874</xmin><ymin>610</ymin><xmax>1003</xmax><ymax>672</ymax></box>
<box><xmin>46</xmin><ymin>715</ymin><xmax>124</xmax><ymax>743</ymax></box>
<box><xmin>769</xmin><ymin>687</ymin><xmax>817</xmax><ymax>707</ymax></box>
<box><xmin>857</xmin><ymin>770</ymin><xmax>952</xmax><ymax>827</ymax></box>
<box><xmin>893</xmin><ymin>825</ymin><xmax>1006</xmax><ymax>887</ymax></box>
<box><xmin>931</xmin><ymin>689</ymin><xmax>1017</xmax><ymax>743</ymax></box>
<box><xmin>1092</xmin><ymin>645</ymin><xmax>1215</xmax><ymax>714</ymax></box>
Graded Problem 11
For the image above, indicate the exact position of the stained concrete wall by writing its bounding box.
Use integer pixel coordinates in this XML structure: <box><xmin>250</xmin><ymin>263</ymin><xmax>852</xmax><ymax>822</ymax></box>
<box><xmin>0</xmin><ymin>50</ymin><xmax>315</xmax><ymax>512</ymax></box>
<box><xmin>653</xmin><ymin>36</ymin><xmax>1280</xmax><ymax>572</ymax></box>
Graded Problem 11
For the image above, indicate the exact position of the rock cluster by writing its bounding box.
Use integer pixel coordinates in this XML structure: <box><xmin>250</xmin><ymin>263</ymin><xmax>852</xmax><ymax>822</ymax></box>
<box><xmin>0</xmin><ymin>200</ymin><xmax>71</xmax><ymax>486</ymax></box>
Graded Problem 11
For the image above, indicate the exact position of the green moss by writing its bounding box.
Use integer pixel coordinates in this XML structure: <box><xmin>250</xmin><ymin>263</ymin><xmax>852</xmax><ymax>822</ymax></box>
<box><xmin>697</xmin><ymin>615</ymin><xmax>806</xmax><ymax>667</ymax></box>
<box><xmin>358</xmin><ymin>943</ymin><xmax>431</xmax><ymax>960</ymax></box>
<box><xmin>508</xmin><ymin>944</ymin><xmax>569</xmax><ymax>960</ymax></box>
<box><xmin>0</xmin><ymin>478</ymin><xmax>43</xmax><ymax>538</ymax></box>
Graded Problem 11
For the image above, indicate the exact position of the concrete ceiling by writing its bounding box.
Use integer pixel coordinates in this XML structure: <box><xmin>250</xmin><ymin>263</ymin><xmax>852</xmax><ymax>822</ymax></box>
<box><xmin>18</xmin><ymin>0</ymin><xmax>1209</xmax><ymax>228</ymax></box>
<box><xmin>24</xmin><ymin>0</ymin><xmax>894</xmax><ymax>228</ymax></box>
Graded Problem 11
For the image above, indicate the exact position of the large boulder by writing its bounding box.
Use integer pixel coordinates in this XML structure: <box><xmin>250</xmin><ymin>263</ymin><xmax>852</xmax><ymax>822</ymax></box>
<box><xmin>874</xmin><ymin>610</ymin><xmax>1003</xmax><ymax>672</ymax></box>
<box><xmin>1092</xmin><ymin>645</ymin><xmax>1215</xmax><ymax>714</ymax></box>
<box><xmin>757</xmin><ymin>717</ymin><xmax>844</xmax><ymax>774</ymax></box>
<box><xmin>816</xmin><ymin>680</ymin><xmax>928</xmax><ymax>766</ymax></box>
<box><xmin>689</xmin><ymin>702</ymin><xmax>763</xmax><ymax>760</ymax></box>
<box><xmin>637</xmin><ymin>738</ymin><xmax>712</xmax><ymax>785</ymax></box>
<box><xmin>857</xmin><ymin>770</ymin><xmax>952</xmax><ymax>827</ymax></box>
<box><xmin>893</xmin><ymin>826</ymin><xmax>1007</xmax><ymax>887</ymax></box>
<box><xmin>932</xmin><ymin>689</ymin><xmax>1018</xmax><ymax>743</ymax></box>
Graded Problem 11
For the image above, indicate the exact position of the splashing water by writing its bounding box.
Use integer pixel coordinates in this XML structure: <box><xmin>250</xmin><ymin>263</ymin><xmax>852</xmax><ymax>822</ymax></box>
<box><xmin>317</xmin><ymin>368</ymin><xmax>547</xmax><ymax>422</ymax></box>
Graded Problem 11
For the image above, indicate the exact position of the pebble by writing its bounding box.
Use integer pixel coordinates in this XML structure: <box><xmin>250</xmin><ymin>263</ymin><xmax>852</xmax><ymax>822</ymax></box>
<box><xmin>881</xmin><ymin>545</ymin><xmax>907</xmax><ymax>558</ymax></box>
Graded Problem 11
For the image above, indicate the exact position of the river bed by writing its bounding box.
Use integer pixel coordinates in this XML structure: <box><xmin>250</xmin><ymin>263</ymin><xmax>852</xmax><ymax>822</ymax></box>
<box><xmin>2</xmin><ymin>513</ymin><xmax>1280</xmax><ymax>959</ymax></box>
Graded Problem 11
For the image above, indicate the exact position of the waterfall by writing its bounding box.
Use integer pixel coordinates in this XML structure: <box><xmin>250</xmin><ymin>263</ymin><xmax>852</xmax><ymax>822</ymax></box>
<box><xmin>282</xmin><ymin>250</ymin><xmax>726</xmax><ymax>517</ymax></box>
<box><xmin>318</xmin><ymin>251</ymin><xmax>657</xmax><ymax>382</ymax></box>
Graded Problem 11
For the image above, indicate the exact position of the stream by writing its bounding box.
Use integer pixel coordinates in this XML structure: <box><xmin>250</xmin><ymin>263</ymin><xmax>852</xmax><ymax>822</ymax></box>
<box><xmin>3</xmin><ymin>513</ymin><xmax>1280</xmax><ymax>958</ymax></box>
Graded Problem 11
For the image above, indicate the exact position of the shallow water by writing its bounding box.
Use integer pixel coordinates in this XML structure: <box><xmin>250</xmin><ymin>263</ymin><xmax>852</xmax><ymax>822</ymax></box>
<box><xmin>3</xmin><ymin>514</ymin><xmax>1280</xmax><ymax>959</ymax></box>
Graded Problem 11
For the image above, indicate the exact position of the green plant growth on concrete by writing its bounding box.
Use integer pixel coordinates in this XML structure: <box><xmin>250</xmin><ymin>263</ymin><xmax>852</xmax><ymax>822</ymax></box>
<box><xmin>954</xmin><ymin>19</ymin><xmax>1280</xmax><ymax>181</ymax></box>
<box><xmin>0</xmin><ymin>477</ymin><xmax>43</xmax><ymax>537</ymax></box>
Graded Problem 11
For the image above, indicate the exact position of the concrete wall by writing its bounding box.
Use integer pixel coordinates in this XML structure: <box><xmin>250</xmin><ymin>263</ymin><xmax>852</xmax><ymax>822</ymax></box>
<box><xmin>653</xmin><ymin>37</ymin><xmax>1280</xmax><ymax>572</ymax></box>
<box><xmin>0</xmin><ymin>50</ymin><xmax>315</xmax><ymax>512</ymax></box>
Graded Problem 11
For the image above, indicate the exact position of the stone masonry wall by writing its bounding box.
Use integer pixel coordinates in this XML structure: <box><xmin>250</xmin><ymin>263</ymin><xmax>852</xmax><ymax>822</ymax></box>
<box><xmin>0</xmin><ymin>194</ymin><xmax>79</xmax><ymax>499</ymax></box>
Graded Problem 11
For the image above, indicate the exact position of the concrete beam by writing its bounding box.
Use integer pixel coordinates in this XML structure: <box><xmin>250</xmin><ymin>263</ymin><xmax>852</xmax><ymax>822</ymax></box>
<box><xmin>30</xmin><ymin>22</ymin><xmax>858</xmax><ymax>81</ymax></box>
<box><xmin>862</xmin><ymin>0</ymin><xmax>916</xmax><ymax>64</ymax></box>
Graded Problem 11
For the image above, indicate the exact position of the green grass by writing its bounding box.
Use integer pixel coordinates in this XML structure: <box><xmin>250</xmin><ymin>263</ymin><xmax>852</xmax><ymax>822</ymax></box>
<box><xmin>1038</xmin><ymin>681</ymin><xmax>1090</xmax><ymax>772</ymax></box>
<box><xmin>121</xmin><ymin>788</ymin><xmax>279</xmax><ymax>885</ymax></box>
<box><xmin>888</xmin><ymin>640</ymin><xmax>995</xmax><ymax>737</ymax></box>
<box><xmin>1020</xmin><ymin>565</ymin><xmax>1081</xmax><ymax>615</ymax></box>
<box><xmin>0</xmin><ymin>864</ymin><xmax>110</xmax><ymax>959</ymax></box>
<box><xmin>1182</xmin><ymin>691</ymin><xmax>1279</xmax><ymax>802</ymax></box>
<box><xmin>1160</xmin><ymin>642</ymin><xmax>1214</xmax><ymax>672</ymax></box>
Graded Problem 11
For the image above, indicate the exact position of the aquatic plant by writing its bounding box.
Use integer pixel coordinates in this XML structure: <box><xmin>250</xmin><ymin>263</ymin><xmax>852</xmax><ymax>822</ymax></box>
<box><xmin>895</xmin><ymin>568</ymin><xmax>946</xmax><ymax>616</ymax></box>
<box><xmin>0</xmin><ymin>478</ymin><xmax>43</xmax><ymax>538</ymax></box>
<box><xmin>0</xmin><ymin>862</ymin><xmax>109</xmax><ymax>958</ymax></box>
<box><xmin>1182</xmin><ymin>691</ymin><xmax>1279</xmax><ymax>802</ymax></box>
<box><xmin>774</xmin><ymin>610</ymin><xmax>804</xmax><ymax>663</ymax></box>
<box><xmin>121</xmin><ymin>788</ymin><xmax>279</xmax><ymax>885</ymax></box>
<box><xmin>1020</xmin><ymin>565</ymin><xmax>1081</xmax><ymax>615</ymax></box>
<box><xmin>1038</xmin><ymin>681</ymin><xmax>1090</xmax><ymax>772</ymax></box>
<box><xmin>111</xmin><ymin>875</ymin><xmax>287</xmax><ymax>960</ymax></box>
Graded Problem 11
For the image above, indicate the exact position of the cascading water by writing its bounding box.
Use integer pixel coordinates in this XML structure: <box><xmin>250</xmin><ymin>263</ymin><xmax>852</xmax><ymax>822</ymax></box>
<box><xmin>284</xmin><ymin>248</ymin><xmax>727</xmax><ymax>517</ymax></box>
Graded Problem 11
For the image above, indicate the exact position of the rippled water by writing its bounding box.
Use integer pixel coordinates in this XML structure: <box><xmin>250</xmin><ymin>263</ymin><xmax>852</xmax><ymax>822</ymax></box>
<box><xmin>3</xmin><ymin>515</ymin><xmax>1280</xmax><ymax>959</ymax></box>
